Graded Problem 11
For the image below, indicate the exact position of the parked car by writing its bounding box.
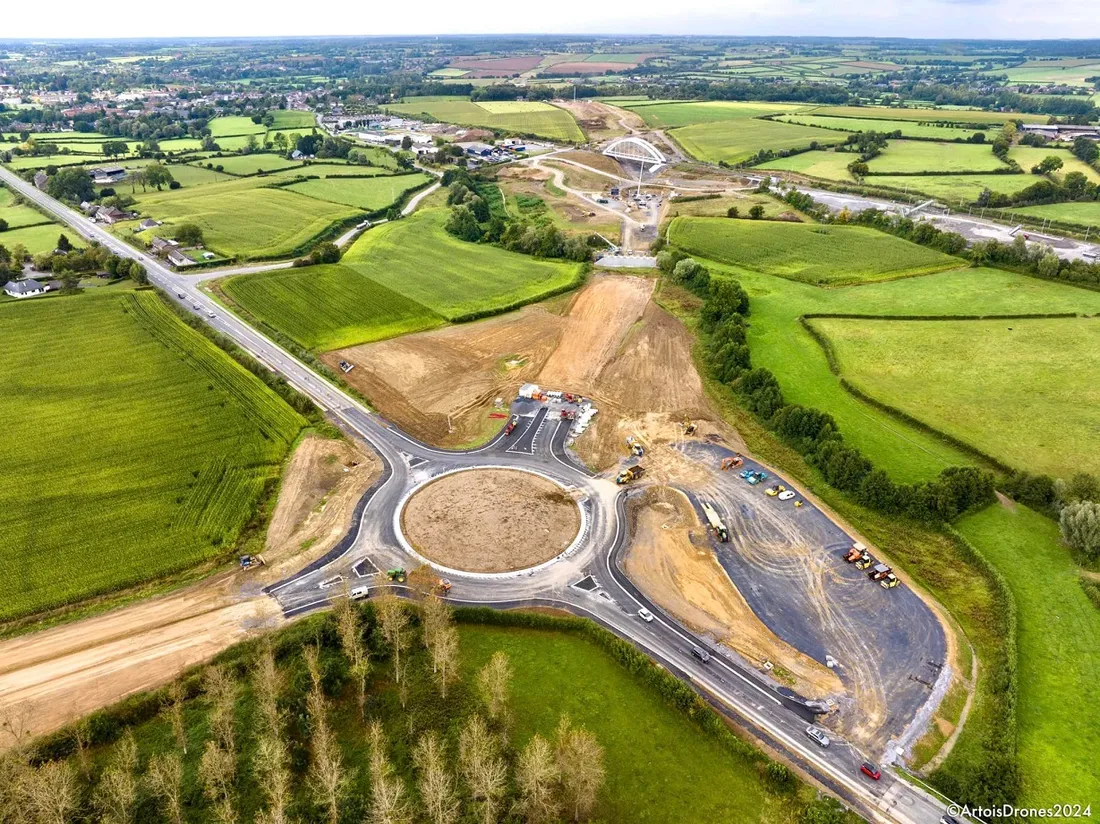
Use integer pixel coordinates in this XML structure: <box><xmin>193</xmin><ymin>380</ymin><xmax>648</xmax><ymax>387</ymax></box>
<box><xmin>778</xmin><ymin>490</ymin><xmax>796</xmax><ymax>501</ymax></box>
<box><xmin>804</xmin><ymin>725</ymin><xmax>830</xmax><ymax>748</ymax></box>
<box><xmin>349</xmin><ymin>586</ymin><xmax>370</xmax><ymax>600</ymax></box>
<box><xmin>638</xmin><ymin>607</ymin><xmax>654</xmax><ymax>623</ymax></box>
<box><xmin>860</xmin><ymin>762</ymin><xmax>881</xmax><ymax>780</ymax></box>
<box><xmin>690</xmin><ymin>646</ymin><xmax>711</xmax><ymax>664</ymax></box>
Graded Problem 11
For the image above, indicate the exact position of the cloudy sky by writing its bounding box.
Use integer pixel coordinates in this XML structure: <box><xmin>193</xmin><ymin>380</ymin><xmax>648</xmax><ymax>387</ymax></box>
<box><xmin>1</xmin><ymin>0</ymin><xmax>1096</xmax><ymax>40</ymax></box>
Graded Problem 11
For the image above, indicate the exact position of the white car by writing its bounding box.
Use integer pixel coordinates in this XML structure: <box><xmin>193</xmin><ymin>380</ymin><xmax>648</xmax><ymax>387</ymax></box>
<box><xmin>638</xmin><ymin>608</ymin><xmax>655</xmax><ymax>622</ymax></box>
<box><xmin>349</xmin><ymin>586</ymin><xmax>370</xmax><ymax>600</ymax></box>
<box><xmin>805</xmin><ymin>725</ymin><xmax>830</xmax><ymax>748</ymax></box>
<box><xmin>207</xmin><ymin>311</ymin><xmax>216</xmax><ymax>318</ymax></box>
<box><xmin>778</xmin><ymin>490</ymin><xmax>796</xmax><ymax>501</ymax></box>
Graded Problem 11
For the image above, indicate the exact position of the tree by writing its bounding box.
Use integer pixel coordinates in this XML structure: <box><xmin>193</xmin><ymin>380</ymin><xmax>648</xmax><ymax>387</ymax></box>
<box><xmin>24</xmin><ymin>760</ymin><xmax>79</xmax><ymax>824</ymax></box>
<box><xmin>175</xmin><ymin>223</ymin><xmax>204</xmax><ymax>247</ymax></box>
<box><xmin>1072</xmin><ymin>135</ymin><xmax>1099</xmax><ymax>164</ymax></box>
<box><xmin>198</xmin><ymin>665</ymin><xmax>238</xmax><ymax>823</ymax></box>
<box><xmin>56</xmin><ymin>233</ymin><xmax>72</xmax><ymax>253</ymax></box>
<box><xmin>142</xmin><ymin>163</ymin><xmax>174</xmax><ymax>191</ymax></box>
<box><xmin>93</xmin><ymin>730</ymin><xmax>139</xmax><ymax>824</ymax></box>
<box><xmin>309</xmin><ymin>242</ymin><xmax>340</xmax><ymax>264</ymax></box>
<box><xmin>252</xmin><ymin>641</ymin><xmax>285</xmax><ymax>739</ymax></box>
<box><xmin>46</xmin><ymin>167</ymin><xmax>93</xmax><ymax>203</ymax></box>
<box><xmin>515</xmin><ymin>733</ymin><xmax>559</xmax><ymax>824</ymax></box>
<box><xmin>253</xmin><ymin>735</ymin><xmax>294</xmax><ymax>824</ymax></box>
<box><xmin>476</xmin><ymin>651</ymin><xmax>512</xmax><ymax>725</ymax></box>
<box><xmin>846</xmin><ymin>160</ymin><xmax>869</xmax><ymax>178</ymax></box>
<box><xmin>748</xmin><ymin>204</ymin><xmax>766</xmax><ymax>219</ymax></box>
<box><xmin>1064</xmin><ymin>170</ymin><xmax>1089</xmax><ymax>197</ymax></box>
<box><xmin>272</xmin><ymin>132</ymin><xmax>289</xmax><ymax>155</ymax></box>
<box><xmin>459</xmin><ymin>715</ymin><xmax>508</xmax><ymax>824</ymax></box>
<box><xmin>127</xmin><ymin>260</ymin><xmax>147</xmax><ymax>284</ymax></box>
<box><xmin>430</xmin><ymin>624</ymin><xmax>460</xmax><ymax>698</ymax></box>
<box><xmin>413</xmin><ymin>732</ymin><xmax>459</xmax><ymax>824</ymax></box>
<box><xmin>101</xmin><ymin>140</ymin><xmax>128</xmax><ymax>158</ymax></box>
<box><xmin>375</xmin><ymin>595</ymin><xmax>410</xmax><ymax>685</ymax></box>
<box><xmin>198</xmin><ymin>743</ymin><xmax>236</xmax><ymax>824</ymax></box>
<box><xmin>1031</xmin><ymin>155</ymin><xmax>1063</xmax><ymax>175</ymax></box>
<box><xmin>334</xmin><ymin>597</ymin><xmax>370</xmax><ymax>717</ymax></box>
<box><xmin>304</xmin><ymin>647</ymin><xmax>349</xmax><ymax>824</ymax></box>
<box><xmin>0</xmin><ymin>219</ymin><xmax>8</xmax><ymax>233</ymax></box>
<box><xmin>145</xmin><ymin>753</ymin><xmax>184</xmax><ymax>824</ymax></box>
<box><xmin>726</xmin><ymin>206</ymin><xmax>739</xmax><ymax>218</ymax></box>
<box><xmin>1061</xmin><ymin>500</ymin><xmax>1100</xmax><ymax>561</ymax></box>
<box><xmin>1038</xmin><ymin>252</ymin><xmax>1061</xmax><ymax>278</ymax></box>
<box><xmin>163</xmin><ymin>681</ymin><xmax>188</xmax><ymax>755</ymax></box>
<box><xmin>554</xmin><ymin>716</ymin><xmax>605</xmax><ymax>822</ymax></box>
<box><xmin>445</xmin><ymin>205</ymin><xmax>482</xmax><ymax>243</ymax></box>
<box><xmin>401</xmin><ymin>135</ymin><xmax>413</xmax><ymax>150</ymax></box>
<box><xmin>367</xmin><ymin>720</ymin><xmax>411</xmax><ymax>824</ymax></box>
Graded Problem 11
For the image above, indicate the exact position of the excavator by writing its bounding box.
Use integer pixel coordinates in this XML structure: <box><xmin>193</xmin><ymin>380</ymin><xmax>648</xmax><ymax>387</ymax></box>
<box><xmin>681</xmin><ymin>420</ymin><xmax>698</xmax><ymax>437</ymax></box>
<box><xmin>720</xmin><ymin>454</ymin><xmax>744</xmax><ymax>470</ymax></box>
<box><xmin>434</xmin><ymin>578</ymin><xmax>453</xmax><ymax>595</ymax></box>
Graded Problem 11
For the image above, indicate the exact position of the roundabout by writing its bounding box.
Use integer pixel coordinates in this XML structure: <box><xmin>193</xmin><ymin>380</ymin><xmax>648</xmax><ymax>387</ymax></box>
<box><xmin>397</xmin><ymin>467</ymin><xmax>585</xmax><ymax>576</ymax></box>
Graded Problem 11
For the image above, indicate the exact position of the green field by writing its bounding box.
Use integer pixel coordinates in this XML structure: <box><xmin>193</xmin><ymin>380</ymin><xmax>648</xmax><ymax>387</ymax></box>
<box><xmin>867</xmin><ymin>141</ymin><xmax>1010</xmax><ymax>173</ymax></box>
<box><xmin>1006</xmin><ymin>146</ymin><xmax>1100</xmax><ymax>183</ymax></box>
<box><xmin>267</xmin><ymin>109</ymin><xmax>317</xmax><ymax>129</ymax></box>
<box><xmin>207</xmin><ymin>115</ymin><xmax>267</xmax><ymax>137</ymax></box>
<box><xmin>5</xmin><ymin>154</ymin><xmax>108</xmax><ymax>170</ymax></box>
<box><xmin>383</xmin><ymin>99</ymin><xmax>584</xmax><ymax>142</ymax></box>
<box><xmin>200</xmin><ymin>153</ymin><xmax>305</xmax><ymax>176</ymax></box>
<box><xmin>284</xmin><ymin>172</ymin><xmax>432</xmax><ymax>210</ymax></box>
<box><xmin>341</xmin><ymin>208</ymin><xmax>584</xmax><ymax>318</ymax></box>
<box><xmin>957</xmin><ymin>505</ymin><xmax>1100</xmax><ymax>806</ymax></box>
<box><xmin>775</xmin><ymin>114</ymin><xmax>988</xmax><ymax>142</ymax></box>
<box><xmin>803</xmin><ymin>105</ymin><xmax>1048</xmax><ymax>124</ymax></box>
<box><xmin>668</xmin><ymin>216</ymin><xmax>958</xmax><ymax>285</ymax></box>
<box><xmin>0</xmin><ymin>185</ymin><xmax>52</xmax><ymax>228</ymax></box>
<box><xmin>617</xmin><ymin>100</ymin><xmax>812</xmax><ymax>128</ymax></box>
<box><xmin>756</xmin><ymin>150</ymin><xmax>856</xmax><ymax>181</ymax></box>
<box><xmin>224</xmin><ymin>264</ymin><xmax>444</xmax><ymax>351</ymax></box>
<box><xmin>671</xmin><ymin>118</ymin><xmax>845</xmax><ymax>164</ymax></box>
<box><xmin>863</xmin><ymin>173</ymin><xmax>1034</xmax><ymax>203</ymax></box>
<box><xmin>1013</xmin><ymin>201</ymin><xmax>1100</xmax><ymax>226</ymax></box>
<box><xmin>998</xmin><ymin>60</ymin><xmax>1100</xmax><ymax>87</ymax></box>
<box><xmin>156</xmin><ymin>137</ymin><xmax>205</xmax><ymax>153</ymax></box>
<box><xmin>0</xmin><ymin>290</ymin><xmax>303</xmax><ymax>619</ymax></box>
<box><xmin>129</xmin><ymin>176</ymin><xmax>360</xmax><ymax>259</ymax></box>
<box><xmin>0</xmin><ymin>222</ymin><xmax>81</xmax><ymax>254</ymax></box>
<box><xmin>809</xmin><ymin>317</ymin><xmax>1100</xmax><ymax>478</ymax></box>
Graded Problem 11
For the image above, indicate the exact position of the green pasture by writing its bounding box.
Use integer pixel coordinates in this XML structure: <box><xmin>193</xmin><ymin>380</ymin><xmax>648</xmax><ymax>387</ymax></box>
<box><xmin>198</xmin><ymin>153</ymin><xmax>304</xmax><ymax>176</ymax></box>
<box><xmin>618</xmin><ymin>100</ymin><xmax>812</xmax><ymax>128</ymax></box>
<box><xmin>671</xmin><ymin>118</ymin><xmax>845</xmax><ymax>164</ymax></box>
<box><xmin>803</xmin><ymin>105</ymin><xmax>1048</xmax><ymax>124</ymax></box>
<box><xmin>757</xmin><ymin>150</ymin><xmax>856</xmax><ymax>181</ymax></box>
<box><xmin>267</xmin><ymin>109</ymin><xmax>317</xmax><ymax>129</ymax></box>
<box><xmin>285</xmin><ymin>172</ymin><xmax>432</xmax><ymax>210</ymax></box>
<box><xmin>0</xmin><ymin>186</ymin><xmax>52</xmax><ymax>228</ymax></box>
<box><xmin>1012</xmin><ymin>201</ymin><xmax>1100</xmax><ymax>227</ymax></box>
<box><xmin>957</xmin><ymin>504</ymin><xmax>1100</xmax><ymax>807</ymax></box>
<box><xmin>776</xmin><ymin>114</ymin><xmax>988</xmax><ymax>142</ymax></box>
<box><xmin>207</xmin><ymin>116</ymin><xmax>267</xmax><ymax>137</ymax></box>
<box><xmin>863</xmin><ymin>173</ymin><xmax>1033</xmax><ymax>203</ymax></box>
<box><xmin>0</xmin><ymin>223</ymin><xmax>81</xmax><ymax>255</ymax></box>
<box><xmin>1007</xmin><ymin>146</ymin><xmax>1100</xmax><ymax>183</ymax></box>
<box><xmin>156</xmin><ymin>137</ymin><xmax>205</xmax><ymax>153</ymax></box>
<box><xmin>224</xmin><ymin>263</ymin><xmax>444</xmax><ymax>351</ymax></box>
<box><xmin>809</xmin><ymin>317</ymin><xmax>1100</xmax><ymax>478</ymax></box>
<box><xmin>668</xmin><ymin>216</ymin><xmax>958</xmax><ymax>285</ymax></box>
<box><xmin>384</xmin><ymin>99</ymin><xmax>584</xmax><ymax>142</ymax></box>
<box><xmin>0</xmin><ymin>290</ymin><xmax>303</xmax><ymax>619</ymax></box>
<box><xmin>341</xmin><ymin>208</ymin><xmax>584</xmax><ymax>319</ymax></box>
<box><xmin>5</xmin><ymin>154</ymin><xmax>108</xmax><ymax>170</ymax></box>
<box><xmin>867</xmin><ymin>141</ymin><xmax>1010</xmax><ymax>173</ymax></box>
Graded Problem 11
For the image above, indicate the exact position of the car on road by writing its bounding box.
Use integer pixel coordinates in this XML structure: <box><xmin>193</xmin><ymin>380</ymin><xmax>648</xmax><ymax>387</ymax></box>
<box><xmin>805</xmin><ymin>725</ymin><xmax>830</xmax><ymax>748</ymax></box>
<box><xmin>690</xmin><ymin>646</ymin><xmax>711</xmax><ymax>663</ymax></box>
<box><xmin>778</xmin><ymin>490</ymin><xmax>796</xmax><ymax>501</ymax></box>
<box><xmin>349</xmin><ymin>586</ymin><xmax>370</xmax><ymax>600</ymax></box>
<box><xmin>177</xmin><ymin>292</ymin><xmax>185</xmax><ymax>299</ymax></box>
<box><xmin>192</xmin><ymin>303</ymin><xmax>201</xmax><ymax>310</ymax></box>
<box><xmin>860</xmin><ymin>761</ymin><xmax>881</xmax><ymax>780</ymax></box>
<box><xmin>638</xmin><ymin>607</ymin><xmax>654</xmax><ymax>622</ymax></box>
<box><xmin>940</xmin><ymin>816</ymin><xmax>962</xmax><ymax>824</ymax></box>
<box><xmin>765</xmin><ymin>484</ymin><xmax>785</xmax><ymax>497</ymax></box>
<box><xmin>208</xmin><ymin>311</ymin><xmax>216</xmax><ymax>318</ymax></box>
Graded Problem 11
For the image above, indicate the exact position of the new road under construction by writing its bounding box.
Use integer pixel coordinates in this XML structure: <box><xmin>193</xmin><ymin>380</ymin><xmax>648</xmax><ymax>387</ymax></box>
<box><xmin>0</xmin><ymin>162</ymin><xmax>960</xmax><ymax>824</ymax></box>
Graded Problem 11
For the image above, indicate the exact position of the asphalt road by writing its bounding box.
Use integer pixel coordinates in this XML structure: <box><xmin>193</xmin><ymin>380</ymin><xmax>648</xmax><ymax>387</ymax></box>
<box><xmin>1</xmin><ymin>164</ymin><xmax>959</xmax><ymax>824</ymax></box>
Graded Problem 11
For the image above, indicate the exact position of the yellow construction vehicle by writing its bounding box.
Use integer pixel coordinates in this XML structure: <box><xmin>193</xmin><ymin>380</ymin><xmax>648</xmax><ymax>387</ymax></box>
<box><xmin>435</xmin><ymin>578</ymin><xmax>453</xmax><ymax>595</ymax></box>
<box><xmin>616</xmin><ymin>465</ymin><xmax>646</xmax><ymax>484</ymax></box>
<box><xmin>681</xmin><ymin>421</ymin><xmax>698</xmax><ymax>436</ymax></box>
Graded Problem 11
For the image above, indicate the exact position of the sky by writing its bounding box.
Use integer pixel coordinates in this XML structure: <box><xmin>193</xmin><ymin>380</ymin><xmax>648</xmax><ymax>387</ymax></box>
<box><xmin>0</xmin><ymin>0</ymin><xmax>1097</xmax><ymax>40</ymax></box>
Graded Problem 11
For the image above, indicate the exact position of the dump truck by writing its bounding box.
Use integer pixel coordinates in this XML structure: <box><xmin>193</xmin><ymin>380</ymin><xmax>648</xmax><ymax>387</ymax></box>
<box><xmin>700</xmin><ymin>502</ymin><xmax>729</xmax><ymax>543</ymax></box>
<box><xmin>720</xmin><ymin>455</ymin><xmax>744</xmax><ymax>470</ymax></box>
<box><xmin>616</xmin><ymin>465</ymin><xmax>646</xmax><ymax>485</ymax></box>
<box><xmin>386</xmin><ymin>568</ymin><xmax>407</xmax><ymax>583</ymax></box>
<box><xmin>869</xmin><ymin>563</ymin><xmax>892</xmax><ymax>581</ymax></box>
<box><xmin>239</xmin><ymin>554</ymin><xmax>265</xmax><ymax>570</ymax></box>
<box><xmin>504</xmin><ymin>415</ymin><xmax>519</xmax><ymax>436</ymax></box>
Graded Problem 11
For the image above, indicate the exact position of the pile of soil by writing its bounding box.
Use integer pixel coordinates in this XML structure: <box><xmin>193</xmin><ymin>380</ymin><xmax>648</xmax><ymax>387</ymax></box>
<box><xmin>402</xmin><ymin>469</ymin><xmax>580</xmax><ymax>572</ymax></box>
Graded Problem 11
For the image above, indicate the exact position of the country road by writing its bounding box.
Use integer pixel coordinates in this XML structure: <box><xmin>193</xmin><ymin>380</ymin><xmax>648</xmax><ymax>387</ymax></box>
<box><xmin>0</xmin><ymin>163</ymin><xmax>960</xmax><ymax>824</ymax></box>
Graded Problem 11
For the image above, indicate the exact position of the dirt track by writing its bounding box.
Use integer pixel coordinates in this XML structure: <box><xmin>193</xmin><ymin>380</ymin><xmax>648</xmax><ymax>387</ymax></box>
<box><xmin>623</xmin><ymin>487</ymin><xmax>843</xmax><ymax>699</ymax></box>
<box><xmin>0</xmin><ymin>434</ymin><xmax>380</xmax><ymax>746</ymax></box>
<box><xmin>402</xmin><ymin>469</ymin><xmax>580</xmax><ymax>572</ymax></box>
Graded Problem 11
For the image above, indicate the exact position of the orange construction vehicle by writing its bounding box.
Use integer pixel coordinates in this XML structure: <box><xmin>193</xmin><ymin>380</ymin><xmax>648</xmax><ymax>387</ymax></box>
<box><xmin>720</xmin><ymin>454</ymin><xmax>744</xmax><ymax>470</ymax></box>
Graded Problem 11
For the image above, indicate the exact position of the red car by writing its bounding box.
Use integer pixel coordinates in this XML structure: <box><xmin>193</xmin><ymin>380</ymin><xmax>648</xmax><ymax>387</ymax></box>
<box><xmin>860</xmin><ymin>762</ymin><xmax>881</xmax><ymax>781</ymax></box>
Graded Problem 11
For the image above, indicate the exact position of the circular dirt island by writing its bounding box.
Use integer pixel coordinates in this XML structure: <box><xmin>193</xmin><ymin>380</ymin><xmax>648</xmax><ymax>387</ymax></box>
<box><xmin>400</xmin><ymin>469</ymin><xmax>581</xmax><ymax>573</ymax></box>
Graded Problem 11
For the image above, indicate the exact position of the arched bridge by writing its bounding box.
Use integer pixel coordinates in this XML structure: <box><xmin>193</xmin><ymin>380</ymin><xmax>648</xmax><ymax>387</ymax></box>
<box><xmin>603</xmin><ymin>136</ymin><xmax>666</xmax><ymax>167</ymax></box>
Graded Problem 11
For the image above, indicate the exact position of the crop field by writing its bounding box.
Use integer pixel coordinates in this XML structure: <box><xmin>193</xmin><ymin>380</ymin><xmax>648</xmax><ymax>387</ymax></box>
<box><xmin>675</xmin><ymin>240</ymin><xmax>1100</xmax><ymax>480</ymax></box>
<box><xmin>998</xmin><ymin>60</ymin><xmax>1100</xmax><ymax>87</ymax></box>
<box><xmin>224</xmin><ymin>263</ymin><xmax>444</xmax><ymax>350</ymax></box>
<box><xmin>618</xmin><ymin>99</ymin><xmax>812</xmax><ymax>128</ymax></box>
<box><xmin>866</xmin><ymin>140</ymin><xmax>1010</xmax><ymax>173</ymax></box>
<box><xmin>5</xmin><ymin>154</ymin><xmax>108</xmax><ymax>170</ymax></box>
<box><xmin>130</xmin><ymin>177</ymin><xmax>359</xmax><ymax>259</ymax></box>
<box><xmin>756</xmin><ymin>150</ymin><xmax>856</xmax><ymax>181</ymax></box>
<box><xmin>197</xmin><ymin>153</ymin><xmax>305</xmax><ymax>176</ymax></box>
<box><xmin>802</xmin><ymin>105</ymin><xmax>1048</xmax><ymax>124</ymax></box>
<box><xmin>159</xmin><ymin>163</ymin><xmax>229</xmax><ymax>187</ymax></box>
<box><xmin>156</xmin><ymin>137</ymin><xmax>205</xmax><ymax>153</ymax></box>
<box><xmin>1013</xmin><ymin>201</ymin><xmax>1100</xmax><ymax>226</ymax></box>
<box><xmin>0</xmin><ymin>290</ymin><xmax>303</xmax><ymax>619</ymax></box>
<box><xmin>863</xmin><ymin>173</ymin><xmax>1034</xmax><ymax>203</ymax></box>
<box><xmin>0</xmin><ymin>186</ymin><xmax>52</xmax><ymax>228</ymax></box>
<box><xmin>341</xmin><ymin>208</ymin><xmax>584</xmax><ymax>318</ymax></box>
<box><xmin>775</xmin><ymin>114</ymin><xmax>988</xmax><ymax>141</ymax></box>
<box><xmin>957</xmin><ymin>505</ymin><xmax>1100</xmax><ymax>807</ymax></box>
<box><xmin>671</xmin><ymin>118</ymin><xmax>844</xmax><ymax>164</ymax></box>
<box><xmin>668</xmin><ymin>217</ymin><xmax>957</xmax><ymax>285</ymax></box>
<box><xmin>1006</xmin><ymin>146</ymin><xmax>1100</xmax><ymax>183</ymax></box>
<box><xmin>0</xmin><ymin>223</ymin><xmax>81</xmax><ymax>254</ymax></box>
<box><xmin>807</xmin><ymin>317</ymin><xmax>1100</xmax><ymax>478</ymax></box>
<box><xmin>284</xmin><ymin>171</ymin><xmax>432</xmax><ymax>209</ymax></box>
<box><xmin>207</xmin><ymin>115</ymin><xmax>268</xmax><ymax>137</ymax></box>
<box><xmin>267</xmin><ymin>109</ymin><xmax>317</xmax><ymax>129</ymax></box>
<box><xmin>384</xmin><ymin>99</ymin><xmax>585</xmax><ymax>141</ymax></box>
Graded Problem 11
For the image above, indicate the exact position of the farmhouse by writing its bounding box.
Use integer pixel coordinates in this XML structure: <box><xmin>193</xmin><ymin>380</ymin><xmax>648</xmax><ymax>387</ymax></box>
<box><xmin>139</xmin><ymin>218</ymin><xmax>161</xmax><ymax>231</ymax></box>
<box><xmin>166</xmin><ymin>248</ymin><xmax>193</xmax><ymax>267</ymax></box>
<box><xmin>1020</xmin><ymin>124</ymin><xmax>1100</xmax><ymax>141</ymax></box>
<box><xmin>150</xmin><ymin>236</ymin><xmax>178</xmax><ymax>252</ymax></box>
<box><xmin>88</xmin><ymin>167</ymin><xmax>127</xmax><ymax>185</ymax></box>
<box><xmin>3</xmin><ymin>278</ymin><xmax>47</xmax><ymax>298</ymax></box>
<box><xmin>95</xmin><ymin>206</ymin><xmax>128</xmax><ymax>225</ymax></box>
<box><xmin>33</xmin><ymin>171</ymin><xmax>48</xmax><ymax>191</ymax></box>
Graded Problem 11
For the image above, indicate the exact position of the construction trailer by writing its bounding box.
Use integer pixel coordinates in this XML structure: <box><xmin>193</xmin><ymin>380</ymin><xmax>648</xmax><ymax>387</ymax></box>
<box><xmin>700</xmin><ymin>501</ymin><xmax>729</xmax><ymax>542</ymax></box>
<box><xmin>616</xmin><ymin>465</ymin><xmax>646</xmax><ymax>484</ymax></box>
